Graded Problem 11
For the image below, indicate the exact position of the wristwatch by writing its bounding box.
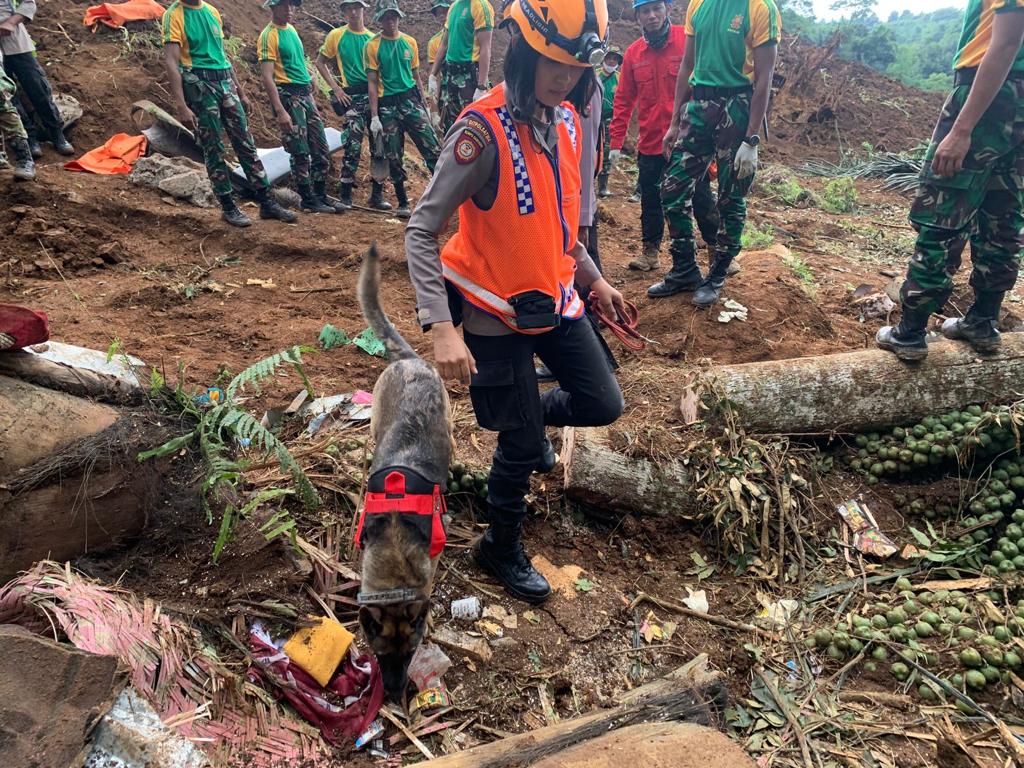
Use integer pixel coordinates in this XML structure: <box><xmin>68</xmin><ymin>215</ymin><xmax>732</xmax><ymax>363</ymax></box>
<box><xmin>744</xmin><ymin>135</ymin><xmax>761</xmax><ymax>147</ymax></box>
<box><xmin>478</xmin><ymin>80</ymin><xmax>492</xmax><ymax>89</ymax></box>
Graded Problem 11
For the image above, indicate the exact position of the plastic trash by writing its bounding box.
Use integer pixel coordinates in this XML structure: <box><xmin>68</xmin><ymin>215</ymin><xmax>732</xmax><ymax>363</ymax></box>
<box><xmin>407</xmin><ymin>643</ymin><xmax>451</xmax><ymax>691</ymax></box>
<box><xmin>451</xmin><ymin>596</ymin><xmax>482</xmax><ymax>621</ymax></box>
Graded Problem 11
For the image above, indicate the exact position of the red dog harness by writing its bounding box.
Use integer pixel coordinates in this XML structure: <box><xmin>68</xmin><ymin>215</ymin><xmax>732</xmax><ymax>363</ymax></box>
<box><xmin>356</xmin><ymin>469</ymin><xmax>447</xmax><ymax>559</ymax></box>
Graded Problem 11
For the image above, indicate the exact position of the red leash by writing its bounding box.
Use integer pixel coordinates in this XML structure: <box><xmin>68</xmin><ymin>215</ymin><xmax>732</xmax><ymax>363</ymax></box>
<box><xmin>588</xmin><ymin>292</ymin><xmax>649</xmax><ymax>351</ymax></box>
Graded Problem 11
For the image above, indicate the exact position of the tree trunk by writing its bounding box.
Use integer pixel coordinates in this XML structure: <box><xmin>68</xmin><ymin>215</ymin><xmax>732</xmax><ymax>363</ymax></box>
<box><xmin>0</xmin><ymin>348</ymin><xmax>142</xmax><ymax>402</ymax></box>
<box><xmin>416</xmin><ymin>656</ymin><xmax>730</xmax><ymax>768</ymax></box>
<box><xmin>680</xmin><ymin>336</ymin><xmax>1024</xmax><ymax>435</ymax></box>
<box><xmin>561</xmin><ymin>427</ymin><xmax>691</xmax><ymax>518</ymax></box>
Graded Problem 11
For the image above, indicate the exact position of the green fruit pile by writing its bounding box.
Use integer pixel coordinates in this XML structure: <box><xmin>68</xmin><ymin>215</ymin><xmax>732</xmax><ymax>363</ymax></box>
<box><xmin>845</xmin><ymin>406</ymin><xmax>1021</xmax><ymax>485</ymax></box>
<box><xmin>805</xmin><ymin>580</ymin><xmax>1024</xmax><ymax>703</ymax></box>
<box><xmin>447</xmin><ymin>462</ymin><xmax>489</xmax><ymax>501</ymax></box>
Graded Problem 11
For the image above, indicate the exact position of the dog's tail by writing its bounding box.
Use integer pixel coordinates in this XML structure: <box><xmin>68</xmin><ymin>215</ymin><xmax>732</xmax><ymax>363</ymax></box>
<box><xmin>359</xmin><ymin>244</ymin><xmax>417</xmax><ymax>361</ymax></box>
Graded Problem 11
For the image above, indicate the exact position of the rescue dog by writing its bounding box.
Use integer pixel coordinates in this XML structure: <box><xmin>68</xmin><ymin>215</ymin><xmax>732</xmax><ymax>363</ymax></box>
<box><xmin>356</xmin><ymin>244</ymin><xmax>452</xmax><ymax>701</ymax></box>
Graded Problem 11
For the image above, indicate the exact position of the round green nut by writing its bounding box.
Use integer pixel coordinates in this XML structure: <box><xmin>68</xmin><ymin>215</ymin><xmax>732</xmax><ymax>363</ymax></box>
<box><xmin>914</xmin><ymin>621</ymin><xmax>934</xmax><ymax>638</ymax></box>
<box><xmin>890</xmin><ymin>662</ymin><xmax>910</xmax><ymax>681</ymax></box>
<box><xmin>960</xmin><ymin>648</ymin><xmax>983</xmax><ymax>669</ymax></box>
<box><xmin>965</xmin><ymin>670</ymin><xmax>987</xmax><ymax>690</ymax></box>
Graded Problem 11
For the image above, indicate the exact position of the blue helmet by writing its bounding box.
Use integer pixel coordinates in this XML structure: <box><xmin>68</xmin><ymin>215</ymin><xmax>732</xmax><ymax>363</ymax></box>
<box><xmin>632</xmin><ymin>0</ymin><xmax>669</xmax><ymax>8</ymax></box>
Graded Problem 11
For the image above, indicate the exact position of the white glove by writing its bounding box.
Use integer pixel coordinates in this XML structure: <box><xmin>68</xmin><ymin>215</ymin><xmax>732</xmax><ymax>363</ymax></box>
<box><xmin>370</xmin><ymin>115</ymin><xmax>384</xmax><ymax>138</ymax></box>
<box><xmin>607</xmin><ymin>149</ymin><xmax>622</xmax><ymax>167</ymax></box>
<box><xmin>473</xmin><ymin>87</ymin><xmax>487</xmax><ymax>100</ymax></box>
<box><xmin>428</xmin><ymin>75</ymin><xmax>439</xmax><ymax>99</ymax></box>
<box><xmin>734</xmin><ymin>141</ymin><xmax>758</xmax><ymax>179</ymax></box>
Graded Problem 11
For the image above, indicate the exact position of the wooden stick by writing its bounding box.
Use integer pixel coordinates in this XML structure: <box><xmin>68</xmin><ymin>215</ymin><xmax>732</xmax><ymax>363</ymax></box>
<box><xmin>379</xmin><ymin>707</ymin><xmax>435</xmax><ymax>761</ymax></box>
<box><xmin>754</xmin><ymin>666</ymin><xmax>813</xmax><ymax>768</ymax></box>
<box><xmin>628</xmin><ymin>592</ymin><xmax>777</xmax><ymax>641</ymax></box>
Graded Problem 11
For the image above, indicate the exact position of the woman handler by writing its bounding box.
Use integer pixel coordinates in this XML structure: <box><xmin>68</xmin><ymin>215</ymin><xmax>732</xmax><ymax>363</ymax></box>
<box><xmin>406</xmin><ymin>0</ymin><xmax>624</xmax><ymax>605</ymax></box>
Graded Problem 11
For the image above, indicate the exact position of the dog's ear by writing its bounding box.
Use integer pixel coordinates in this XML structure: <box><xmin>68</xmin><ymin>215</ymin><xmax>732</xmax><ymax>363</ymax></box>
<box><xmin>405</xmin><ymin>599</ymin><xmax>429</xmax><ymax>623</ymax></box>
<box><xmin>359</xmin><ymin>605</ymin><xmax>385</xmax><ymax>644</ymax></box>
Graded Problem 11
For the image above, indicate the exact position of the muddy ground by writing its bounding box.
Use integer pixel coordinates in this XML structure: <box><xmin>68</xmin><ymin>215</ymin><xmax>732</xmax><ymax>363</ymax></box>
<box><xmin>2</xmin><ymin>1</ymin><xmax>1022</xmax><ymax>766</ymax></box>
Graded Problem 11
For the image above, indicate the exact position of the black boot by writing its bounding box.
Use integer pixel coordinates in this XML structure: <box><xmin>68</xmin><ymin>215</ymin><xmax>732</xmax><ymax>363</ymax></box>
<box><xmin>27</xmin><ymin>136</ymin><xmax>42</xmax><ymax>159</ymax></box>
<box><xmin>941</xmin><ymin>290</ymin><xmax>1004</xmax><ymax>352</ymax></box>
<box><xmin>535</xmin><ymin>436</ymin><xmax>559</xmax><ymax>474</ymax></box>
<box><xmin>876</xmin><ymin>305</ymin><xmax>931</xmax><ymax>361</ymax></box>
<box><xmin>394</xmin><ymin>181</ymin><xmax>411</xmax><ymax>219</ymax></box>
<box><xmin>51</xmin><ymin>128</ymin><xmax>75</xmax><ymax>156</ymax></box>
<box><xmin>314</xmin><ymin>181</ymin><xmax>346</xmax><ymax>213</ymax></box>
<box><xmin>9</xmin><ymin>137</ymin><xmax>36</xmax><ymax>181</ymax></box>
<box><xmin>692</xmin><ymin>255</ymin><xmax>733</xmax><ymax>307</ymax></box>
<box><xmin>338</xmin><ymin>182</ymin><xmax>354</xmax><ymax>210</ymax></box>
<box><xmin>474</xmin><ymin>516</ymin><xmax>551</xmax><ymax>604</ymax></box>
<box><xmin>219</xmin><ymin>194</ymin><xmax>252</xmax><ymax>228</ymax></box>
<box><xmin>369</xmin><ymin>181</ymin><xmax>392</xmax><ymax>211</ymax></box>
<box><xmin>300</xmin><ymin>185</ymin><xmax>335</xmax><ymax>213</ymax></box>
<box><xmin>597</xmin><ymin>174</ymin><xmax>610</xmax><ymax>198</ymax></box>
<box><xmin>647</xmin><ymin>243</ymin><xmax>704</xmax><ymax>299</ymax></box>
<box><xmin>256</xmin><ymin>189</ymin><xmax>298</xmax><ymax>223</ymax></box>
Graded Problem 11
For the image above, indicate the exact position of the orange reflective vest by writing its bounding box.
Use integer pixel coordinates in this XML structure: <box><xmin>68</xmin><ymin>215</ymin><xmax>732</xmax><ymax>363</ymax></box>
<box><xmin>441</xmin><ymin>85</ymin><xmax>585</xmax><ymax>334</ymax></box>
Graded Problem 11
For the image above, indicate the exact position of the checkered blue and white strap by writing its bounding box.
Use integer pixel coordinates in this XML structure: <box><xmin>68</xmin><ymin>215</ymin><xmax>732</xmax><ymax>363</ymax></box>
<box><xmin>495</xmin><ymin>107</ymin><xmax>535</xmax><ymax>215</ymax></box>
<box><xmin>557</xmin><ymin>106</ymin><xmax>577</xmax><ymax>153</ymax></box>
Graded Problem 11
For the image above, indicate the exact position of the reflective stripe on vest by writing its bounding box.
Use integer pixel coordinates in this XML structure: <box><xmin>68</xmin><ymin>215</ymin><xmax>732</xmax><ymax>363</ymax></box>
<box><xmin>443</xmin><ymin>264</ymin><xmax>584</xmax><ymax>330</ymax></box>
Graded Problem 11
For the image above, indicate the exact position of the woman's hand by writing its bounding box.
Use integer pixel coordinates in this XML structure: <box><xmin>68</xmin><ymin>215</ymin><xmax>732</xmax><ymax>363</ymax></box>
<box><xmin>590</xmin><ymin>277</ymin><xmax>626</xmax><ymax>321</ymax></box>
<box><xmin>432</xmin><ymin>322</ymin><xmax>476</xmax><ymax>384</ymax></box>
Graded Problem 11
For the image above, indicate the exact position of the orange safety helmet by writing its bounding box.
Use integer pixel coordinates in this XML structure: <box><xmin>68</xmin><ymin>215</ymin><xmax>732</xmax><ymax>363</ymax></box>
<box><xmin>508</xmin><ymin>0</ymin><xmax>609</xmax><ymax>68</ymax></box>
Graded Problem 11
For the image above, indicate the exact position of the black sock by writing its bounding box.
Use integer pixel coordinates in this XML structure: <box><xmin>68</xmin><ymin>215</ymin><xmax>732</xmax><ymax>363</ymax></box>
<box><xmin>218</xmin><ymin>194</ymin><xmax>236</xmax><ymax>211</ymax></box>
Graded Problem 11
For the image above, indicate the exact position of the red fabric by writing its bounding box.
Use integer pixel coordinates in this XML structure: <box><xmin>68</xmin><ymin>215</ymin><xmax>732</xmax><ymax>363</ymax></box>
<box><xmin>83</xmin><ymin>0</ymin><xmax>164</xmax><ymax>29</ymax></box>
<box><xmin>609</xmin><ymin>25</ymin><xmax>688</xmax><ymax>156</ymax></box>
<box><xmin>357</xmin><ymin>471</ymin><xmax>447</xmax><ymax>558</ymax></box>
<box><xmin>0</xmin><ymin>304</ymin><xmax>49</xmax><ymax>350</ymax></box>
<box><xmin>248</xmin><ymin>631</ymin><xmax>383</xmax><ymax>746</ymax></box>
<box><xmin>64</xmin><ymin>134</ymin><xmax>147</xmax><ymax>175</ymax></box>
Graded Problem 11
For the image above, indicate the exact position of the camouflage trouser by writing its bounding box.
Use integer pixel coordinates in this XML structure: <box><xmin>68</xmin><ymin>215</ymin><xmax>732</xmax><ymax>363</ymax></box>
<box><xmin>0</xmin><ymin>69</ymin><xmax>27</xmax><ymax>143</ymax></box>
<box><xmin>379</xmin><ymin>89</ymin><xmax>440</xmax><ymax>185</ymax></box>
<box><xmin>662</xmin><ymin>92</ymin><xmax>754</xmax><ymax>269</ymax></box>
<box><xmin>339</xmin><ymin>90</ymin><xmax>369</xmax><ymax>185</ymax></box>
<box><xmin>182</xmin><ymin>72</ymin><xmax>268</xmax><ymax>198</ymax></box>
<box><xmin>900</xmin><ymin>78</ymin><xmax>1024</xmax><ymax>315</ymax></box>
<box><xmin>277</xmin><ymin>84</ymin><xmax>331</xmax><ymax>192</ymax></box>
<box><xmin>440</xmin><ymin>61</ymin><xmax>477</xmax><ymax>133</ymax></box>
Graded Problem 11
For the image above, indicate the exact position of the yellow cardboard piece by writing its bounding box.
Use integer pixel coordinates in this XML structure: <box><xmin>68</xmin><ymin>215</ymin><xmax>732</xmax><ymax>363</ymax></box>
<box><xmin>283</xmin><ymin>616</ymin><xmax>355</xmax><ymax>687</ymax></box>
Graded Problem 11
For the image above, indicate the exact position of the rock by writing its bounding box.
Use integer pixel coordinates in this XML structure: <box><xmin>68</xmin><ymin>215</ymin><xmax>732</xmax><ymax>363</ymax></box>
<box><xmin>0</xmin><ymin>625</ymin><xmax>121</xmax><ymax>768</ymax></box>
<box><xmin>55</xmin><ymin>92</ymin><xmax>83</xmax><ymax>128</ymax></box>
<box><xmin>131</xmin><ymin>153</ymin><xmax>217</xmax><ymax>208</ymax></box>
<box><xmin>430</xmin><ymin>626</ymin><xmax>493</xmax><ymax>663</ymax></box>
<box><xmin>157</xmin><ymin>170</ymin><xmax>216</xmax><ymax>208</ymax></box>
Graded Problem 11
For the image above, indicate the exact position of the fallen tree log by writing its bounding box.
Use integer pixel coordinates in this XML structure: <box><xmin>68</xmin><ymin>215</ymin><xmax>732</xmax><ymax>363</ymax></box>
<box><xmin>680</xmin><ymin>336</ymin><xmax>1024</xmax><ymax>435</ymax></box>
<box><xmin>418</xmin><ymin>655</ymin><xmax>730</xmax><ymax>768</ymax></box>
<box><xmin>1</xmin><ymin>375</ymin><xmax>156</xmax><ymax>581</ymax></box>
<box><xmin>561</xmin><ymin>426</ymin><xmax>691</xmax><ymax>518</ymax></box>
<box><xmin>0</xmin><ymin>345</ymin><xmax>143</xmax><ymax>402</ymax></box>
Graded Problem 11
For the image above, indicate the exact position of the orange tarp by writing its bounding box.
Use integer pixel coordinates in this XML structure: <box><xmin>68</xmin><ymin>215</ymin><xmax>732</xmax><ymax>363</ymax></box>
<box><xmin>83</xmin><ymin>0</ymin><xmax>165</xmax><ymax>30</ymax></box>
<box><xmin>64</xmin><ymin>133</ymin><xmax>147</xmax><ymax>175</ymax></box>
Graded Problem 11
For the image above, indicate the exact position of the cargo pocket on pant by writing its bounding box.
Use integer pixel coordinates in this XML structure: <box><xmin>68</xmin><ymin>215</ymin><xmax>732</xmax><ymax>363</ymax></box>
<box><xmin>469</xmin><ymin>360</ymin><xmax>525</xmax><ymax>432</ymax></box>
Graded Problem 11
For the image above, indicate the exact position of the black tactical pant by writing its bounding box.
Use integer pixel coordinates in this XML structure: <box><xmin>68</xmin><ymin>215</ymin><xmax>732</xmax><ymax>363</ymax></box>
<box><xmin>637</xmin><ymin>151</ymin><xmax>718</xmax><ymax>248</ymax></box>
<box><xmin>3</xmin><ymin>52</ymin><xmax>62</xmax><ymax>143</ymax></box>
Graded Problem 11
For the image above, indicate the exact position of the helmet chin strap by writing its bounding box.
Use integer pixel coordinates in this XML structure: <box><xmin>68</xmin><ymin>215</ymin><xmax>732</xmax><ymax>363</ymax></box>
<box><xmin>516</xmin><ymin>0</ymin><xmax>606</xmax><ymax>65</ymax></box>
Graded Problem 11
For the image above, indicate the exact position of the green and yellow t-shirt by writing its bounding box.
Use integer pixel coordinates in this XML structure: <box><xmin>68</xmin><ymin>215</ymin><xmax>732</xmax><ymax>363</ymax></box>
<box><xmin>427</xmin><ymin>28</ymin><xmax>444</xmax><ymax>67</ymax></box>
<box><xmin>598</xmin><ymin>69</ymin><xmax>619</xmax><ymax>121</ymax></box>
<box><xmin>320</xmin><ymin>25</ymin><xmax>374</xmax><ymax>89</ymax></box>
<box><xmin>685</xmin><ymin>0</ymin><xmax>781</xmax><ymax>89</ymax></box>
<box><xmin>162</xmin><ymin>1</ymin><xmax>230</xmax><ymax>71</ymax></box>
<box><xmin>954</xmin><ymin>0</ymin><xmax>1024</xmax><ymax>72</ymax></box>
<box><xmin>444</xmin><ymin>0</ymin><xmax>493</xmax><ymax>64</ymax></box>
<box><xmin>365</xmin><ymin>32</ymin><xmax>418</xmax><ymax>96</ymax></box>
<box><xmin>258</xmin><ymin>22</ymin><xmax>311</xmax><ymax>86</ymax></box>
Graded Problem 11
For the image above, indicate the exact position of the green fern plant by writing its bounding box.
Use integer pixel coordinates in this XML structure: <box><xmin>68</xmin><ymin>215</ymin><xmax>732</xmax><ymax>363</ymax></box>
<box><xmin>138</xmin><ymin>345</ymin><xmax>319</xmax><ymax>563</ymax></box>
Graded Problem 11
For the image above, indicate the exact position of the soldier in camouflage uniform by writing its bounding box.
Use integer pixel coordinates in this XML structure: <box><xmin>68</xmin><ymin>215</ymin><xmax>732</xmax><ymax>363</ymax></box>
<box><xmin>878</xmin><ymin>1</ymin><xmax>1024</xmax><ymax>360</ymax></box>
<box><xmin>259</xmin><ymin>0</ymin><xmax>343</xmax><ymax>214</ymax></box>
<box><xmin>162</xmin><ymin>0</ymin><xmax>294</xmax><ymax>226</ymax></box>
<box><xmin>427</xmin><ymin>0</ymin><xmax>494</xmax><ymax>132</ymax></box>
<box><xmin>366</xmin><ymin>0</ymin><xmax>440</xmax><ymax>218</ymax></box>
<box><xmin>314</xmin><ymin>0</ymin><xmax>376</xmax><ymax>209</ymax></box>
<box><xmin>0</xmin><ymin>60</ymin><xmax>34</xmax><ymax>180</ymax></box>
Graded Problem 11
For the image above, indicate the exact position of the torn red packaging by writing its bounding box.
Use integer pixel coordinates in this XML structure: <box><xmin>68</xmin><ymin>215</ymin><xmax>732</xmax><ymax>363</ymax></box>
<box><xmin>0</xmin><ymin>304</ymin><xmax>49</xmax><ymax>350</ymax></box>
<box><xmin>247</xmin><ymin>622</ymin><xmax>384</xmax><ymax>746</ymax></box>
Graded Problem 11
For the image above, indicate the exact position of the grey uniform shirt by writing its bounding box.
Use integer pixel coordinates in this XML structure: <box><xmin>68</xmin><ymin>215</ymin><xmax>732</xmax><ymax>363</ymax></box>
<box><xmin>0</xmin><ymin>0</ymin><xmax>37</xmax><ymax>57</ymax></box>
<box><xmin>579</xmin><ymin>82</ymin><xmax>602</xmax><ymax>228</ymax></box>
<box><xmin>406</xmin><ymin>105</ymin><xmax>602</xmax><ymax>336</ymax></box>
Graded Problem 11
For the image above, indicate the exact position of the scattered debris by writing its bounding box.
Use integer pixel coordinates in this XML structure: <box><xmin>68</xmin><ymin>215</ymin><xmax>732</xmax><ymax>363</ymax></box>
<box><xmin>756</xmin><ymin>598</ymin><xmax>801</xmax><ymax>629</ymax></box>
<box><xmin>717</xmin><ymin>299</ymin><xmax>749</xmax><ymax>323</ymax></box>
<box><xmin>682</xmin><ymin>588</ymin><xmax>709</xmax><ymax>614</ymax></box>
<box><xmin>246</xmin><ymin>278</ymin><xmax>278</xmax><ymax>290</ymax></box>
<box><xmin>407</xmin><ymin>643</ymin><xmax>451</xmax><ymax>691</ymax></box>
<box><xmin>483</xmin><ymin>604</ymin><xmax>518</xmax><ymax>629</ymax></box>
<box><xmin>431</xmin><ymin>626</ymin><xmax>493</xmax><ymax>663</ymax></box>
<box><xmin>838</xmin><ymin>499</ymin><xmax>898</xmax><ymax>558</ymax></box>
<box><xmin>850</xmin><ymin>288</ymin><xmax>897</xmax><ymax>322</ymax></box>
<box><xmin>318</xmin><ymin>323</ymin><xmax>350</xmax><ymax>350</ymax></box>
<box><xmin>530</xmin><ymin>555</ymin><xmax>584</xmax><ymax>600</ymax></box>
<box><xmin>451</xmin><ymin>596</ymin><xmax>482</xmax><ymax>621</ymax></box>
<box><xmin>282</xmin><ymin>616</ymin><xmax>356</xmax><ymax>687</ymax></box>
<box><xmin>353</xmin><ymin>327</ymin><xmax>386</xmax><ymax>357</ymax></box>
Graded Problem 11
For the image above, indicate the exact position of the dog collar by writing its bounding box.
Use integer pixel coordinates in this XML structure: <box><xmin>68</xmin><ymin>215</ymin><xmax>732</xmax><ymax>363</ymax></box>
<box><xmin>357</xmin><ymin>587</ymin><xmax>424</xmax><ymax>605</ymax></box>
<box><xmin>356</xmin><ymin>469</ymin><xmax>447</xmax><ymax>558</ymax></box>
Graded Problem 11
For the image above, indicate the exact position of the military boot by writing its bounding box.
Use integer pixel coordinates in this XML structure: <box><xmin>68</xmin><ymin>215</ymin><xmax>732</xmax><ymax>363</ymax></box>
<box><xmin>27</xmin><ymin>136</ymin><xmax>42</xmax><ymax>159</ymax></box>
<box><xmin>313</xmin><ymin>180</ymin><xmax>346</xmax><ymax>213</ymax></box>
<box><xmin>369</xmin><ymin>181</ymin><xmax>392</xmax><ymax>211</ymax></box>
<box><xmin>474</xmin><ymin>516</ymin><xmax>551</xmax><ymax>604</ymax></box>
<box><xmin>597</xmin><ymin>174</ymin><xmax>610</xmax><ymax>198</ymax></box>
<box><xmin>647</xmin><ymin>243</ymin><xmax>704</xmax><ymax>299</ymax></box>
<box><xmin>692</xmin><ymin>256</ymin><xmax>735</xmax><ymax>307</ymax></box>
<box><xmin>394</xmin><ymin>180</ymin><xmax>411</xmax><ymax>219</ymax></box>
<box><xmin>628</xmin><ymin>241</ymin><xmax>661</xmax><ymax>272</ymax></box>
<box><xmin>256</xmin><ymin>189</ymin><xmax>298</xmax><ymax>223</ymax></box>
<box><xmin>338</xmin><ymin>181</ymin><xmax>354</xmax><ymax>209</ymax></box>
<box><xmin>51</xmin><ymin>128</ymin><xmax>75</xmax><ymax>156</ymax></box>
<box><xmin>300</xmin><ymin>185</ymin><xmax>335</xmax><ymax>213</ymax></box>
<box><xmin>876</xmin><ymin>305</ymin><xmax>931</xmax><ymax>361</ymax></box>
<box><xmin>9</xmin><ymin>137</ymin><xmax>36</xmax><ymax>181</ymax></box>
<box><xmin>219</xmin><ymin>194</ymin><xmax>252</xmax><ymax>228</ymax></box>
<box><xmin>941</xmin><ymin>290</ymin><xmax>1004</xmax><ymax>352</ymax></box>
